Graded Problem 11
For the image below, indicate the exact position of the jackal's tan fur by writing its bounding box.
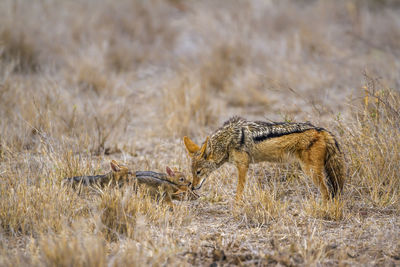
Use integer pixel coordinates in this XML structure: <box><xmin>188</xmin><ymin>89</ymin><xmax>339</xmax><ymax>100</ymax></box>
<box><xmin>184</xmin><ymin>116</ymin><xmax>345</xmax><ymax>201</ymax></box>
<box><xmin>135</xmin><ymin>166</ymin><xmax>199</xmax><ymax>207</ymax></box>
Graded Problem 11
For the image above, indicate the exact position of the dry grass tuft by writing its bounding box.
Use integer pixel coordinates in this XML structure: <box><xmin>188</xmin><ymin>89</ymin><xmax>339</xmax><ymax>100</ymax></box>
<box><xmin>74</xmin><ymin>63</ymin><xmax>110</xmax><ymax>95</ymax></box>
<box><xmin>99</xmin><ymin>188</ymin><xmax>140</xmax><ymax>241</ymax></box>
<box><xmin>0</xmin><ymin>176</ymin><xmax>88</xmax><ymax>236</ymax></box>
<box><xmin>37</xmin><ymin>230</ymin><xmax>107</xmax><ymax>267</ymax></box>
<box><xmin>199</xmin><ymin>43</ymin><xmax>248</xmax><ymax>93</ymax></box>
<box><xmin>235</xmin><ymin>180</ymin><xmax>288</xmax><ymax>226</ymax></box>
<box><xmin>99</xmin><ymin>186</ymin><xmax>193</xmax><ymax>241</ymax></box>
<box><xmin>161</xmin><ymin>71</ymin><xmax>218</xmax><ymax>137</ymax></box>
<box><xmin>0</xmin><ymin>29</ymin><xmax>39</xmax><ymax>73</ymax></box>
<box><xmin>303</xmin><ymin>197</ymin><xmax>346</xmax><ymax>221</ymax></box>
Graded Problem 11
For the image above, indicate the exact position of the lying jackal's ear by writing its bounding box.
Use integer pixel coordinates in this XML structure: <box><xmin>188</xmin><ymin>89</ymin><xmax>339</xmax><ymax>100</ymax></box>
<box><xmin>166</xmin><ymin>166</ymin><xmax>175</xmax><ymax>177</ymax></box>
<box><xmin>110</xmin><ymin>160</ymin><xmax>121</xmax><ymax>172</ymax></box>
<box><xmin>199</xmin><ymin>136</ymin><xmax>209</xmax><ymax>158</ymax></box>
<box><xmin>183</xmin><ymin>136</ymin><xmax>200</xmax><ymax>156</ymax></box>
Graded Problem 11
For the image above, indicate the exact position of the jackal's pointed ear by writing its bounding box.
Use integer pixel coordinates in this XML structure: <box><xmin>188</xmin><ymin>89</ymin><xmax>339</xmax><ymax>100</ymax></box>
<box><xmin>183</xmin><ymin>136</ymin><xmax>200</xmax><ymax>156</ymax></box>
<box><xmin>166</xmin><ymin>166</ymin><xmax>175</xmax><ymax>177</ymax></box>
<box><xmin>110</xmin><ymin>160</ymin><xmax>121</xmax><ymax>172</ymax></box>
<box><xmin>199</xmin><ymin>136</ymin><xmax>209</xmax><ymax>159</ymax></box>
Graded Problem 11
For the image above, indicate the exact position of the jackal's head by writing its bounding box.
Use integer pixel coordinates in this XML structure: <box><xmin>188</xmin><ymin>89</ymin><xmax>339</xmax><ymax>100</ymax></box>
<box><xmin>165</xmin><ymin>166</ymin><xmax>191</xmax><ymax>187</ymax></box>
<box><xmin>110</xmin><ymin>160</ymin><xmax>133</xmax><ymax>182</ymax></box>
<box><xmin>165</xmin><ymin>166</ymin><xmax>199</xmax><ymax>199</ymax></box>
<box><xmin>183</xmin><ymin>136</ymin><xmax>218</xmax><ymax>190</ymax></box>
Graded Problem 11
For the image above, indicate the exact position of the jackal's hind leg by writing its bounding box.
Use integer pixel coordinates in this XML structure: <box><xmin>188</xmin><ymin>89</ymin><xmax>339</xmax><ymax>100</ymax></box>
<box><xmin>301</xmin><ymin>162</ymin><xmax>330</xmax><ymax>201</ymax></box>
<box><xmin>300</xmin><ymin>147</ymin><xmax>331</xmax><ymax>201</ymax></box>
<box><xmin>298</xmin><ymin>134</ymin><xmax>331</xmax><ymax>200</ymax></box>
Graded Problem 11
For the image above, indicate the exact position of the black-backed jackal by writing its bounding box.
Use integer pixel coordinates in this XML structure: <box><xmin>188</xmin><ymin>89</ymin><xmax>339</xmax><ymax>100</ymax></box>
<box><xmin>183</xmin><ymin>117</ymin><xmax>345</xmax><ymax>202</ymax></box>
<box><xmin>62</xmin><ymin>160</ymin><xmax>198</xmax><ymax>205</ymax></box>
<box><xmin>135</xmin><ymin>167</ymin><xmax>199</xmax><ymax>206</ymax></box>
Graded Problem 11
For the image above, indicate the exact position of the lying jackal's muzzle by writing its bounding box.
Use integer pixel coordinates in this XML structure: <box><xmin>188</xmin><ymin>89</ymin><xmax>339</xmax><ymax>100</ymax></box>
<box><xmin>173</xmin><ymin>188</ymin><xmax>200</xmax><ymax>201</ymax></box>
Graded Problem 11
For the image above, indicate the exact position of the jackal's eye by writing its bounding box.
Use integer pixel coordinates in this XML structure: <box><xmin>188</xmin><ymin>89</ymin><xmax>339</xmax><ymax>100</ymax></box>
<box><xmin>196</xmin><ymin>170</ymin><xmax>201</xmax><ymax>176</ymax></box>
<box><xmin>179</xmin><ymin>177</ymin><xmax>184</xmax><ymax>182</ymax></box>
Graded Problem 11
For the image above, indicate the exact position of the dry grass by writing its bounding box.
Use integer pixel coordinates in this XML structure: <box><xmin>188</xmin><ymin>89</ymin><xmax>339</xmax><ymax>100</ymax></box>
<box><xmin>1</xmin><ymin>0</ymin><xmax>400</xmax><ymax>266</ymax></box>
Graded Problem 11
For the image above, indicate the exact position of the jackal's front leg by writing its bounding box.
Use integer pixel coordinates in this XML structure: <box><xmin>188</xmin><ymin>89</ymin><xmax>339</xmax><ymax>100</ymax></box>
<box><xmin>232</xmin><ymin>151</ymin><xmax>250</xmax><ymax>202</ymax></box>
<box><xmin>163</xmin><ymin>192</ymin><xmax>175</xmax><ymax>210</ymax></box>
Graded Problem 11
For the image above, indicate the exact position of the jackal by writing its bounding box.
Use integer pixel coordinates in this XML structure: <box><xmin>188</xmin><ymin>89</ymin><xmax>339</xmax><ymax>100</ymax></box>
<box><xmin>61</xmin><ymin>160</ymin><xmax>132</xmax><ymax>188</ymax></box>
<box><xmin>184</xmin><ymin>116</ymin><xmax>345</xmax><ymax>201</ymax></box>
<box><xmin>62</xmin><ymin>161</ymin><xmax>198</xmax><ymax>204</ymax></box>
<box><xmin>135</xmin><ymin>166</ymin><xmax>199</xmax><ymax>205</ymax></box>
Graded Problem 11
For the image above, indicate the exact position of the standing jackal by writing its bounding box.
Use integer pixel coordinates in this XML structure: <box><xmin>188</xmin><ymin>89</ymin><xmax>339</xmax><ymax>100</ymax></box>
<box><xmin>184</xmin><ymin>117</ymin><xmax>345</xmax><ymax>201</ymax></box>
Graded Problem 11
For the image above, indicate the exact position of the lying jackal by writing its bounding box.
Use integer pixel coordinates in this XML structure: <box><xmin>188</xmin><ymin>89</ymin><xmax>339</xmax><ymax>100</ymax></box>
<box><xmin>184</xmin><ymin>117</ymin><xmax>345</xmax><ymax>201</ymax></box>
<box><xmin>135</xmin><ymin>167</ymin><xmax>199</xmax><ymax>205</ymax></box>
<box><xmin>62</xmin><ymin>160</ymin><xmax>198</xmax><ymax>204</ymax></box>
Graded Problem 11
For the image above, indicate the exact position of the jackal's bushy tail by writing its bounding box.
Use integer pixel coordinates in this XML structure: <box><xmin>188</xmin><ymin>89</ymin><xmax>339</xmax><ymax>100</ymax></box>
<box><xmin>324</xmin><ymin>132</ymin><xmax>346</xmax><ymax>198</ymax></box>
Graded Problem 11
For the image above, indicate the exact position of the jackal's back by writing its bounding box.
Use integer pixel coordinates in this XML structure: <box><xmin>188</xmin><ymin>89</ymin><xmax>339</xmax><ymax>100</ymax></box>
<box><xmin>61</xmin><ymin>173</ymin><xmax>112</xmax><ymax>187</ymax></box>
<box><xmin>135</xmin><ymin>171</ymin><xmax>175</xmax><ymax>188</ymax></box>
<box><xmin>209</xmin><ymin>117</ymin><xmax>321</xmax><ymax>161</ymax></box>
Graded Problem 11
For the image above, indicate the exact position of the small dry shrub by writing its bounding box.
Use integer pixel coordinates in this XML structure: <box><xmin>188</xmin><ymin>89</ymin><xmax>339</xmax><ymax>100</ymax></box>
<box><xmin>340</xmin><ymin>74</ymin><xmax>400</xmax><ymax>208</ymax></box>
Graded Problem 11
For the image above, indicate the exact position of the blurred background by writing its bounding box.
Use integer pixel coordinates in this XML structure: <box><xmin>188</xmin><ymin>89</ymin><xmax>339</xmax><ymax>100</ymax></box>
<box><xmin>1</xmin><ymin>0</ymin><xmax>399</xmax><ymax>155</ymax></box>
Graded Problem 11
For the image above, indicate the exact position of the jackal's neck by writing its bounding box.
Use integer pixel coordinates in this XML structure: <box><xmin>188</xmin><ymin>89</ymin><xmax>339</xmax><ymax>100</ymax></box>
<box><xmin>208</xmin><ymin>117</ymin><xmax>246</xmax><ymax>165</ymax></box>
